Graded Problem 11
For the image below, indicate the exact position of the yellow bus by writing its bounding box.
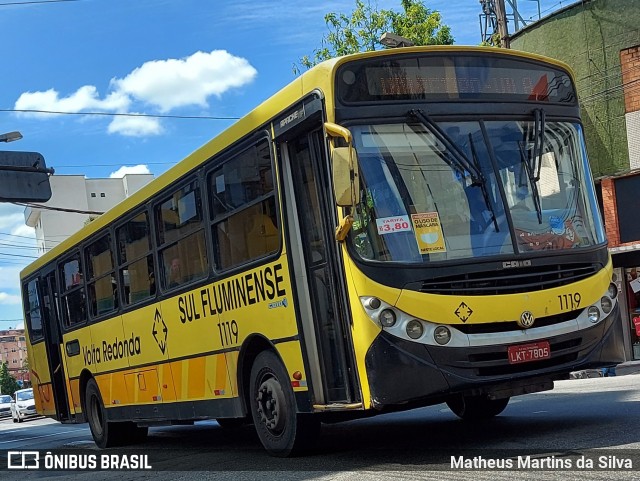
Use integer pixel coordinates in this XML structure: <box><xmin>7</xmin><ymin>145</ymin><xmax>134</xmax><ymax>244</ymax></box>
<box><xmin>21</xmin><ymin>46</ymin><xmax>624</xmax><ymax>457</ymax></box>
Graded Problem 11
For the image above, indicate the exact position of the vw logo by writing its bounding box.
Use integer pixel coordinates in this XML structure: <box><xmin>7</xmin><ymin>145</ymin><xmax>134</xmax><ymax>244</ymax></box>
<box><xmin>518</xmin><ymin>311</ymin><xmax>535</xmax><ymax>329</ymax></box>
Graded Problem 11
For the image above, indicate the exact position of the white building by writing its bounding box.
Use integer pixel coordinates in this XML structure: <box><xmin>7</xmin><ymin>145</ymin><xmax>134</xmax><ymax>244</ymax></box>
<box><xmin>24</xmin><ymin>174</ymin><xmax>154</xmax><ymax>254</ymax></box>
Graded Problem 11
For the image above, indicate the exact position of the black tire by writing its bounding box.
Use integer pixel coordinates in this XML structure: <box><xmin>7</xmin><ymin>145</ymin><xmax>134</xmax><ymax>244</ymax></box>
<box><xmin>447</xmin><ymin>394</ymin><xmax>510</xmax><ymax>421</ymax></box>
<box><xmin>85</xmin><ymin>378</ymin><xmax>124</xmax><ymax>448</ymax></box>
<box><xmin>216</xmin><ymin>417</ymin><xmax>246</xmax><ymax>429</ymax></box>
<box><xmin>249</xmin><ymin>350</ymin><xmax>320</xmax><ymax>457</ymax></box>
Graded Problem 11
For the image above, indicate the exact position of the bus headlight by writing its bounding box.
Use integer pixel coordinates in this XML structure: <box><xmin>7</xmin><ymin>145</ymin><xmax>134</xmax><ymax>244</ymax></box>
<box><xmin>379</xmin><ymin>309</ymin><xmax>397</xmax><ymax>327</ymax></box>
<box><xmin>601</xmin><ymin>297</ymin><xmax>612</xmax><ymax>314</ymax></box>
<box><xmin>406</xmin><ymin>320</ymin><xmax>424</xmax><ymax>339</ymax></box>
<box><xmin>587</xmin><ymin>306</ymin><xmax>600</xmax><ymax>323</ymax></box>
<box><xmin>608</xmin><ymin>283</ymin><xmax>618</xmax><ymax>299</ymax></box>
<box><xmin>365</xmin><ymin>297</ymin><xmax>381</xmax><ymax>309</ymax></box>
<box><xmin>434</xmin><ymin>326</ymin><xmax>451</xmax><ymax>345</ymax></box>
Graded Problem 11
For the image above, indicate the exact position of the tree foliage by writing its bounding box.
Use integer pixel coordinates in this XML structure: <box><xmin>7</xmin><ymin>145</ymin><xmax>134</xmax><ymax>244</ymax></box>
<box><xmin>294</xmin><ymin>0</ymin><xmax>453</xmax><ymax>73</ymax></box>
<box><xmin>0</xmin><ymin>362</ymin><xmax>20</xmax><ymax>396</ymax></box>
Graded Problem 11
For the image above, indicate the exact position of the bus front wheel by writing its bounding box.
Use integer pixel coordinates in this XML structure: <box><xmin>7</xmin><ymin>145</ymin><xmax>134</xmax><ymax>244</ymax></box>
<box><xmin>446</xmin><ymin>394</ymin><xmax>510</xmax><ymax>421</ymax></box>
<box><xmin>249</xmin><ymin>350</ymin><xmax>319</xmax><ymax>457</ymax></box>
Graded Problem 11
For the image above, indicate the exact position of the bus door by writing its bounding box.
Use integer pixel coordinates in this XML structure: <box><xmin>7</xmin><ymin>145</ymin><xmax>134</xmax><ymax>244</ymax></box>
<box><xmin>41</xmin><ymin>267</ymin><xmax>71</xmax><ymax>421</ymax></box>
<box><xmin>275</xmin><ymin>97</ymin><xmax>359</xmax><ymax>405</ymax></box>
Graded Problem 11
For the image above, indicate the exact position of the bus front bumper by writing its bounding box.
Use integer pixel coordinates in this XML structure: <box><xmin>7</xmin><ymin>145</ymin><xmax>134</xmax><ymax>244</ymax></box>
<box><xmin>364</xmin><ymin>304</ymin><xmax>624</xmax><ymax>408</ymax></box>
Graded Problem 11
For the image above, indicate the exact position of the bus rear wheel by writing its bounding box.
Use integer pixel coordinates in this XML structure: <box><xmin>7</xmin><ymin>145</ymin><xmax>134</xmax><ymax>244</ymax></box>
<box><xmin>85</xmin><ymin>379</ymin><xmax>148</xmax><ymax>447</ymax></box>
<box><xmin>86</xmin><ymin>378</ymin><xmax>121</xmax><ymax>448</ymax></box>
<box><xmin>249</xmin><ymin>350</ymin><xmax>319</xmax><ymax>457</ymax></box>
<box><xmin>446</xmin><ymin>394</ymin><xmax>510</xmax><ymax>421</ymax></box>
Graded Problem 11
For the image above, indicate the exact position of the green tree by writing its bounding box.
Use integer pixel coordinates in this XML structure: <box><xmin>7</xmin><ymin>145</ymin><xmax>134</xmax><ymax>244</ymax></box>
<box><xmin>294</xmin><ymin>0</ymin><xmax>453</xmax><ymax>73</ymax></box>
<box><xmin>0</xmin><ymin>362</ymin><xmax>20</xmax><ymax>396</ymax></box>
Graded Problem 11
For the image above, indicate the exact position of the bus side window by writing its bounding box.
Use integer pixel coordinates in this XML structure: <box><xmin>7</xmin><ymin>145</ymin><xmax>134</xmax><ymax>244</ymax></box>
<box><xmin>85</xmin><ymin>234</ymin><xmax>117</xmax><ymax>317</ymax></box>
<box><xmin>117</xmin><ymin>211</ymin><xmax>156</xmax><ymax>305</ymax></box>
<box><xmin>155</xmin><ymin>180</ymin><xmax>208</xmax><ymax>290</ymax></box>
<box><xmin>59</xmin><ymin>254</ymin><xmax>86</xmax><ymax>328</ymax></box>
<box><xmin>209</xmin><ymin>139</ymin><xmax>280</xmax><ymax>271</ymax></box>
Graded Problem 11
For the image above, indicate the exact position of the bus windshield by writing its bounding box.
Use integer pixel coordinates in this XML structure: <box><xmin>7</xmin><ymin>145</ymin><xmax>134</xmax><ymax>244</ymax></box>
<box><xmin>349</xmin><ymin>119</ymin><xmax>605</xmax><ymax>263</ymax></box>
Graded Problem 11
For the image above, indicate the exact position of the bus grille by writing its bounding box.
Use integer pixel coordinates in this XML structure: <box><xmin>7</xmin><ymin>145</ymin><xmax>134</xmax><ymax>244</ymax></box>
<box><xmin>469</xmin><ymin>339</ymin><xmax>582</xmax><ymax>376</ymax></box>
<box><xmin>417</xmin><ymin>263</ymin><xmax>599</xmax><ymax>296</ymax></box>
<box><xmin>454</xmin><ymin>310</ymin><xmax>580</xmax><ymax>334</ymax></box>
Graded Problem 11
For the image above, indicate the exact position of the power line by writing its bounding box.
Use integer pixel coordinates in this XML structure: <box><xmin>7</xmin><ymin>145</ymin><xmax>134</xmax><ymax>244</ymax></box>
<box><xmin>0</xmin><ymin>251</ymin><xmax>38</xmax><ymax>259</ymax></box>
<box><xmin>0</xmin><ymin>0</ymin><xmax>82</xmax><ymax>5</ymax></box>
<box><xmin>13</xmin><ymin>202</ymin><xmax>104</xmax><ymax>215</ymax></box>
<box><xmin>1</xmin><ymin>108</ymin><xmax>240</xmax><ymax>120</ymax></box>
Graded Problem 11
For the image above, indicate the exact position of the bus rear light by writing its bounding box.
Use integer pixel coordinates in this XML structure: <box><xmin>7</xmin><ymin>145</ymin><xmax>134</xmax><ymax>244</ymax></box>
<box><xmin>608</xmin><ymin>283</ymin><xmax>618</xmax><ymax>299</ymax></box>
<box><xmin>587</xmin><ymin>306</ymin><xmax>600</xmax><ymax>323</ymax></box>
<box><xmin>379</xmin><ymin>309</ymin><xmax>397</xmax><ymax>327</ymax></box>
<box><xmin>434</xmin><ymin>326</ymin><xmax>451</xmax><ymax>345</ymax></box>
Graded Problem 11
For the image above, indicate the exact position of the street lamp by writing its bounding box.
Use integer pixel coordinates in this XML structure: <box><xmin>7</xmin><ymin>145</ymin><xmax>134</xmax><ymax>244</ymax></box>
<box><xmin>0</xmin><ymin>131</ymin><xmax>23</xmax><ymax>143</ymax></box>
<box><xmin>380</xmin><ymin>32</ymin><xmax>415</xmax><ymax>48</ymax></box>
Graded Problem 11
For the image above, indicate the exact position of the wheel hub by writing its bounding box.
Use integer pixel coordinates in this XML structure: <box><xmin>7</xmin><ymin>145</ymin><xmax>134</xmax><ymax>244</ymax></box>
<box><xmin>256</xmin><ymin>377</ymin><xmax>286</xmax><ymax>434</ymax></box>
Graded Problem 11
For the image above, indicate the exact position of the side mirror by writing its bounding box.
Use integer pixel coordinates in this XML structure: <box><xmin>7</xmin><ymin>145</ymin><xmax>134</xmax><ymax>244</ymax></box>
<box><xmin>325</xmin><ymin>122</ymin><xmax>360</xmax><ymax>207</ymax></box>
<box><xmin>331</xmin><ymin>146</ymin><xmax>360</xmax><ymax>207</ymax></box>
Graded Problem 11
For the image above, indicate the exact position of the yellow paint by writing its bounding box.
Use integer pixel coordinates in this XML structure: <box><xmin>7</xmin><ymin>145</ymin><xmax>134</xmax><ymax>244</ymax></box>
<box><xmin>188</xmin><ymin>357</ymin><xmax>206</xmax><ymax>399</ymax></box>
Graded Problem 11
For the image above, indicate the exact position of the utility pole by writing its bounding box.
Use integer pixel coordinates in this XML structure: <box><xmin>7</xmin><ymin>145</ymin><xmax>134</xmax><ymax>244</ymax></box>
<box><xmin>494</xmin><ymin>0</ymin><xmax>510</xmax><ymax>48</ymax></box>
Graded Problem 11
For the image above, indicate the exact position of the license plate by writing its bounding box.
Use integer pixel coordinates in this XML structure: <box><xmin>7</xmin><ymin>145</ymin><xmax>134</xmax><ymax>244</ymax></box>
<box><xmin>507</xmin><ymin>341</ymin><xmax>551</xmax><ymax>364</ymax></box>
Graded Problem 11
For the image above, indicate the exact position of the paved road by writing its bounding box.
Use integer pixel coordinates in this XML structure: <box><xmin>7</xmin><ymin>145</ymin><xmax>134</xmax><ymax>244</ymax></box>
<box><xmin>1</xmin><ymin>375</ymin><xmax>640</xmax><ymax>480</ymax></box>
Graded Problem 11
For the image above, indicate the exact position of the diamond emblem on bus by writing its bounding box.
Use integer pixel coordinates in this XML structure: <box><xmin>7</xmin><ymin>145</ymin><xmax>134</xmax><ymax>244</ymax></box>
<box><xmin>454</xmin><ymin>302</ymin><xmax>473</xmax><ymax>322</ymax></box>
<box><xmin>152</xmin><ymin>308</ymin><xmax>168</xmax><ymax>354</ymax></box>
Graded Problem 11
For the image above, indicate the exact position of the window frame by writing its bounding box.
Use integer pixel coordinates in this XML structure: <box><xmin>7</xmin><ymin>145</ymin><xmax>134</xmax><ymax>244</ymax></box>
<box><xmin>115</xmin><ymin>208</ymin><xmax>158</xmax><ymax>309</ymax></box>
<box><xmin>23</xmin><ymin>276</ymin><xmax>44</xmax><ymax>343</ymax></box>
<box><xmin>153</xmin><ymin>175</ymin><xmax>209</xmax><ymax>293</ymax></box>
<box><xmin>206</xmin><ymin>134</ymin><xmax>282</xmax><ymax>274</ymax></box>
<box><xmin>84</xmin><ymin>232</ymin><xmax>118</xmax><ymax>321</ymax></box>
<box><xmin>57</xmin><ymin>250</ymin><xmax>88</xmax><ymax>331</ymax></box>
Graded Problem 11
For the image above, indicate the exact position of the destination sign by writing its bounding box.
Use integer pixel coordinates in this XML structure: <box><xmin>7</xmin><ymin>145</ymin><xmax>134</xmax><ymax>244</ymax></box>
<box><xmin>337</xmin><ymin>54</ymin><xmax>576</xmax><ymax>104</ymax></box>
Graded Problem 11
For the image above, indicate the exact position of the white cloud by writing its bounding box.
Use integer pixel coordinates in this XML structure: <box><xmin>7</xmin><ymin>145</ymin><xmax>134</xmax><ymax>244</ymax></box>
<box><xmin>109</xmin><ymin>164</ymin><xmax>152</xmax><ymax>178</ymax></box>
<box><xmin>15</xmin><ymin>86</ymin><xmax>130</xmax><ymax>118</ymax></box>
<box><xmin>13</xmin><ymin>49</ymin><xmax>256</xmax><ymax>137</ymax></box>
<box><xmin>111</xmin><ymin>50</ymin><xmax>257</xmax><ymax>112</ymax></box>
<box><xmin>0</xmin><ymin>292</ymin><xmax>20</xmax><ymax>304</ymax></box>
<box><xmin>108</xmin><ymin>115</ymin><xmax>164</xmax><ymax>137</ymax></box>
<box><xmin>0</xmin><ymin>292</ymin><xmax>21</xmax><ymax>305</ymax></box>
<box><xmin>11</xmin><ymin>224</ymin><xmax>35</xmax><ymax>239</ymax></box>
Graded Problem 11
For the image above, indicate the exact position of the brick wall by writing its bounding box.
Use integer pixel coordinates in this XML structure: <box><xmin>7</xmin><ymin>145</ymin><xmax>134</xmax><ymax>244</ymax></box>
<box><xmin>601</xmin><ymin>178</ymin><xmax>620</xmax><ymax>247</ymax></box>
<box><xmin>621</xmin><ymin>46</ymin><xmax>640</xmax><ymax>114</ymax></box>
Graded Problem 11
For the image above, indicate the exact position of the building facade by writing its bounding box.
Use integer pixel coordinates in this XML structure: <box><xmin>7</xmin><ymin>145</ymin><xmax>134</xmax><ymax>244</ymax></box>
<box><xmin>24</xmin><ymin>173</ymin><xmax>154</xmax><ymax>254</ymax></box>
<box><xmin>510</xmin><ymin>0</ymin><xmax>640</xmax><ymax>360</ymax></box>
<box><xmin>0</xmin><ymin>329</ymin><xmax>28</xmax><ymax>386</ymax></box>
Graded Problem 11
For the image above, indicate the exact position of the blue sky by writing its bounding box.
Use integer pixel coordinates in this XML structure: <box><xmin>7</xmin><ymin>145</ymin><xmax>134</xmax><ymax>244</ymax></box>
<box><xmin>0</xmin><ymin>0</ymin><xmax>568</xmax><ymax>330</ymax></box>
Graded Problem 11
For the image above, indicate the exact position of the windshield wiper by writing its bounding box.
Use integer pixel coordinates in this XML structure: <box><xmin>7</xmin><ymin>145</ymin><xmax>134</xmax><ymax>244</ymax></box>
<box><xmin>409</xmin><ymin>109</ymin><xmax>482</xmax><ymax>183</ymax></box>
<box><xmin>468</xmin><ymin>132</ymin><xmax>499</xmax><ymax>232</ymax></box>
<box><xmin>518</xmin><ymin>108</ymin><xmax>546</xmax><ymax>223</ymax></box>
<box><xmin>409</xmin><ymin>109</ymin><xmax>498</xmax><ymax>231</ymax></box>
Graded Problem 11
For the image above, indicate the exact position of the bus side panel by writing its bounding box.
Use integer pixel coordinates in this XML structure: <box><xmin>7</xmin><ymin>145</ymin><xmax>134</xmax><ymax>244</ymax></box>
<box><xmin>341</xmin><ymin>252</ymin><xmax>397</xmax><ymax>410</ymax></box>
<box><xmin>62</xmin><ymin>329</ymin><xmax>92</xmax><ymax>415</ymax></box>
<box><xmin>275</xmin><ymin>340</ymin><xmax>308</xmax><ymax>393</ymax></box>
<box><xmin>28</xmin><ymin>341</ymin><xmax>56</xmax><ymax>416</ymax></box>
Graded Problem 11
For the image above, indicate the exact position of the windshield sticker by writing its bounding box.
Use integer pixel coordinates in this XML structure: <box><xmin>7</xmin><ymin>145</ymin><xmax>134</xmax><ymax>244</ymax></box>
<box><xmin>412</xmin><ymin>212</ymin><xmax>446</xmax><ymax>253</ymax></box>
<box><xmin>376</xmin><ymin>215</ymin><xmax>412</xmax><ymax>235</ymax></box>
